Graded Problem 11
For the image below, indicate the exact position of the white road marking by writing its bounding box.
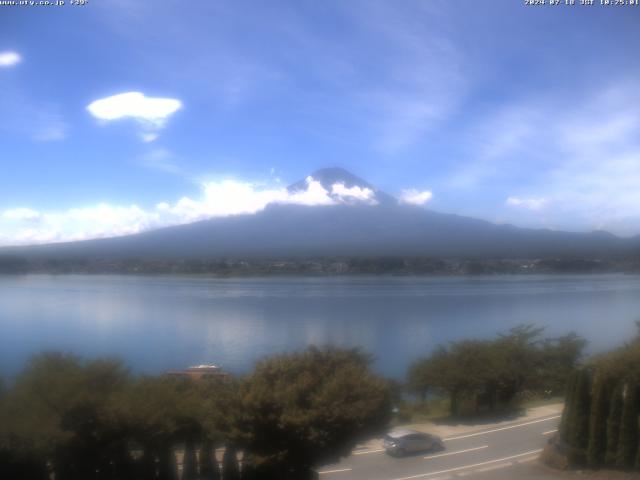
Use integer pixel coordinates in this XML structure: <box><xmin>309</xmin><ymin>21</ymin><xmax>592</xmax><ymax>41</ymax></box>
<box><xmin>443</xmin><ymin>415</ymin><xmax>561</xmax><ymax>441</ymax></box>
<box><xmin>459</xmin><ymin>454</ymin><xmax>538</xmax><ymax>475</ymax></box>
<box><xmin>389</xmin><ymin>449</ymin><xmax>543</xmax><ymax>480</ymax></box>
<box><xmin>423</xmin><ymin>445</ymin><xmax>488</xmax><ymax>460</ymax></box>
<box><xmin>542</xmin><ymin>429</ymin><xmax>558</xmax><ymax>435</ymax></box>
<box><xmin>353</xmin><ymin>448</ymin><xmax>385</xmax><ymax>455</ymax></box>
<box><xmin>318</xmin><ymin>467</ymin><xmax>353</xmax><ymax>475</ymax></box>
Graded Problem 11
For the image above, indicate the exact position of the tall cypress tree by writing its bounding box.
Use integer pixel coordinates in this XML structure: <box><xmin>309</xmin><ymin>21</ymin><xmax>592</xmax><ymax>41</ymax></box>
<box><xmin>587</xmin><ymin>375</ymin><xmax>610</xmax><ymax>467</ymax></box>
<box><xmin>606</xmin><ymin>384</ymin><xmax>624</xmax><ymax>466</ymax></box>
<box><xmin>559</xmin><ymin>371</ymin><xmax>578</xmax><ymax>444</ymax></box>
<box><xmin>569</xmin><ymin>368</ymin><xmax>591</xmax><ymax>466</ymax></box>
<box><xmin>617</xmin><ymin>383</ymin><xmax>639</xmax><ymax>469</ymax></box>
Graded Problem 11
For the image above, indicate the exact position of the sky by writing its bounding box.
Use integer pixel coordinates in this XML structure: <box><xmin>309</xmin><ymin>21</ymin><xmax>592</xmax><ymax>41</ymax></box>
<box><xmin>1</xmin><ymin>0</ymin><xmax>639</xmax><ymax>246</ymax></box>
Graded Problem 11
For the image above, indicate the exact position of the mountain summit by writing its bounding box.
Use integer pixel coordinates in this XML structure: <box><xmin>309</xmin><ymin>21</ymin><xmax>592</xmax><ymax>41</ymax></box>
<box><xmin>287</xmin><ymin>167</ymin><xmax>397</xmax><ymax>206</ymax></box>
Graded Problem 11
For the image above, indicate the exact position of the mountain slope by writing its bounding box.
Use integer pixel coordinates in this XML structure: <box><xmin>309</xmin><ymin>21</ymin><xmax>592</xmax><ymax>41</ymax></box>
<box><xmin>1</xmin><ymin>168</ymin><xmax>638</xmax><ymax>260</ymax></box>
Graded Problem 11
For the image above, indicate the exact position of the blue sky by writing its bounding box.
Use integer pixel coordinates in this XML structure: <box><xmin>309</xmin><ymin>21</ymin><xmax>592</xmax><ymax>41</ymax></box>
<box><xmin>1</xmin><ymin>0</ymin><xmax>639</xmax><ymax>245</ymax></box>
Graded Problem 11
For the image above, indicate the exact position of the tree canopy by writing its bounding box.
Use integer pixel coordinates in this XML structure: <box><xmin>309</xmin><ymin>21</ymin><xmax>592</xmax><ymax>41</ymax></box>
<box><xmin>231</xmin><ymin>347</ymin><xmax>392</xmax><ymax>479</ymax></box>
<box><xmin>407</xmin><ymin>325</ymin><xmax>586</xmax><ymax>416</ymax></box>
<box><xmin>0</xmin><ymin>347</ymin><xmax>392</xmax><ymax>480</ymax></box>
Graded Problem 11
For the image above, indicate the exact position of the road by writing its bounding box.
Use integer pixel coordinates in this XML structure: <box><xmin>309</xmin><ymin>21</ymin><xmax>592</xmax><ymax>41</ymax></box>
<box><xmin>317</xmin><ymin>414</ymin><xmax>561</xmax><ymax>480</ymax></box>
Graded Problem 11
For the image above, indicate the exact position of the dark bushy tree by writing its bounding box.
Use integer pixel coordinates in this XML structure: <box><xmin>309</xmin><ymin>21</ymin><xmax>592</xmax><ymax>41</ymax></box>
<box><xmin>231</xmin><ymin>347</ymin><xmax>392</xmax><ymax>479</ymax></box>
<box><xmin>1</xmin><ymin>353</ymin><xmax>131</xmax><ymax>480</ymax></box>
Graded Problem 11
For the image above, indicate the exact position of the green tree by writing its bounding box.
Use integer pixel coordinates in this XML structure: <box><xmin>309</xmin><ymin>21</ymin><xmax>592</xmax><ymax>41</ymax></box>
<box><xmin>587</xmin><ymin>375</ymin><xmax>610</xmax><ymax>467</ymax></box>
<box><xmin>540</xmin><ymin>333</ymin><xmax>587</xmax><ymax>397</ymax></box>
<box><xmin>605</xmin><ymin>385</ymin><xmax>624</xmax><ymax>466</ymax></box>
<box><xmin>231</xmin><ymin>347</ymin><xmax>391</xmax><ymax>479</ymax></box>
<box><xmin>617</xmin><ymin>383</ymin><xmax>639</xmax><ymax>469</ymax></box>
<box><xmin>409</xmin><ymin>326</ymin><xmax>584</xmax><ymax>417</ymax></box>
<box><xmin>407</xmin><ymin>346</ymin><xmax>450</xmax><ymax>403</ymax></box>
<box><xmin>568</xmin><ymin>368</ymin><xmax>591</xmax><ymax>466</ymax></box>
<box><xmin>493</xmin><ymin>325</ymin><xmax>546</xmax><ymax>405</ymax></box>
<box><xmin>1</xmin><ymin>353</ymin><xmax>133</xmax><ymax>480</ymax></box>
<box><xmin>113</xmin><ymin>376</ymin><xmax>203</xmax><ymax>480</ymax></box>
<box><xmin>559</xmin><ymin>371</ymin><xmax>577</xmax><ymax>444</ymax></box>
<box><xmin>408</xmin><ymin>340</ymin><xmax>502</xmax><ymax>416</ymax></box>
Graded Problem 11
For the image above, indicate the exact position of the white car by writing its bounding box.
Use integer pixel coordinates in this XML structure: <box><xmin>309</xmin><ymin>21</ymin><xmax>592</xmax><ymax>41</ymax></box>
<box><xmin>383</xmin><ymin>428</ymin><xmax>444</xmax><ymax>457</ymax></box>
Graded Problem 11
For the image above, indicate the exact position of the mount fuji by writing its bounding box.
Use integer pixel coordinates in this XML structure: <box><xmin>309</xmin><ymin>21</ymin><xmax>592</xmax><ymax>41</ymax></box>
<box><xmin>2</xmin><ymin>168</ymin><xmax>638</xmax><ymax>260</ymax></box>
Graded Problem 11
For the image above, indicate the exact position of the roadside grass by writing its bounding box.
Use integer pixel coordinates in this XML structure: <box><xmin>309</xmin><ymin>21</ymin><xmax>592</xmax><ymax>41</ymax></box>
<box><xmin>391</xmin><ymin>397</ymin><xmax>451</xmax><ymax>426</ymax></box>
<box><xmin>521</xmin><ymin>395</ymin><xmax>564</xmax><ymax>409</ymax></box>
<box><xmin>392</xmin><ymin>394</ymin><xmax>564</xmax><ymax>426</ymax></box>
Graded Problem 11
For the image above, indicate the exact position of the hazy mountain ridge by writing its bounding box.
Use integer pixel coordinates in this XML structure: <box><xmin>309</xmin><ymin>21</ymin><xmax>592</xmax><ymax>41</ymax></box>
<box><xmin>1</xmin><ymin>168</ymin><xmax>639</xmax><ymax>263</ymax></box>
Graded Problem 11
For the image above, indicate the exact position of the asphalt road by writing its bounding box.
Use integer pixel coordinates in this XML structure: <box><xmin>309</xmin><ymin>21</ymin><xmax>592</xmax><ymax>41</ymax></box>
<box><xmin>316</xmin><ymin>414</ymin><xmax>561</xmax><ymax>480</ymax></box>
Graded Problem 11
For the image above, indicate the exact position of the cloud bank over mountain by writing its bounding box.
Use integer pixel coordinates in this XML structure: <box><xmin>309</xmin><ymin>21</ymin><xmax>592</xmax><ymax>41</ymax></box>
<box><xmin>0</xmin><ymin>171</ymin><xmax>404</xmax><ymax>246</ymax></box>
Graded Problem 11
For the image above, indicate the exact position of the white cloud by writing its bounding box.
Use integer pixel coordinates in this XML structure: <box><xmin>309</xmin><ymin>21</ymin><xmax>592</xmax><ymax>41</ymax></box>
<box><xmin>161</xmin><ymin>181</ymin><xmax>287</xmax><ymax>222</ymax></box>
<box><xmin>2</xmin><ymin>208</ymin><xmax>41</xmax><ymax>221</ymax></box>
<box><xmin>0</xmin><ymin>51</ymin><xmax>21</xmax><ymax>67</ymax></box>
<box><xmin>0</xmin><ymin>175</ymin><xmax>386</xmax><ymax>246</ymax></box>
<box><xmin>331</xmin><ymin>183</ymin><xmax>377</xmax><ymax>205</ymax></box>
<box><xmin>399</xmin><ymin>189</ymin><xmax>433</xmax><ymax>206</ymax></box>
<box><xmin>506</xmin><ymin>196</ymin><xmax>548</xmax><ymax>211</ymax></box>
<box><xmin>287</xmin><ymin>177</ymin><xmax>336</xmax><ymax>206</ymax></box>
<box><xmin>87</xmin><ymin>92</ymin><xmax>182</xmax><ymax>124</ymax></box>
<box><xmin>87</xmin><ymin>92</ymin><xmax>182</xmax><ymax>141</ymax></box>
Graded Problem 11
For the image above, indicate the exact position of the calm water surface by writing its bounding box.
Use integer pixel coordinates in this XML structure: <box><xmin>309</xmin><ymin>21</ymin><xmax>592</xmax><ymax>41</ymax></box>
<box><xmin>1</xmin><ymin>274</ymin><xmax>639</xmax><ymax>379</ymax></box>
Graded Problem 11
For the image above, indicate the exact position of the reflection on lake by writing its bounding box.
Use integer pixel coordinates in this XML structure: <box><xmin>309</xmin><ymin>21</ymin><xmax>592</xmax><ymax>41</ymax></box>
<box><xmin>1</xmin><ymin>274</ymin><xmax>639</xmax><ymax>379</ymax></box>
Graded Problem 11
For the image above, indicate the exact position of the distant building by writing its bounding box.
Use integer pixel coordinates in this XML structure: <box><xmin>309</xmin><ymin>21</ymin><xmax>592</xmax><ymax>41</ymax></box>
<box><xmin>165</xmin><ymin>364</ymin><xmax>230</xmax><ymax>381</ymax></box>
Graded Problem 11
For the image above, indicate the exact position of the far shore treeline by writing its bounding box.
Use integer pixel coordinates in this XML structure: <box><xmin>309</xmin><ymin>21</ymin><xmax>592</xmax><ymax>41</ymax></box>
<box><xmin>2</xmin><ymin>254</ymin><xmax>640</xmax><ymax>276</ymax></box>
<box><xmin>6</xmin><ymin>325</ymin><xmax>640</xmax><ymax>479</ymax></box>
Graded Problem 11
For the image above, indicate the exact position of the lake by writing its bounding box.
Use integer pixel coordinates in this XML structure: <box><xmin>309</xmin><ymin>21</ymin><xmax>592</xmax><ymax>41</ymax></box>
<box><xmin>1</xmin><ymin>274</ymin><xmax>639</xmax><ymax>380</ymax></box>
